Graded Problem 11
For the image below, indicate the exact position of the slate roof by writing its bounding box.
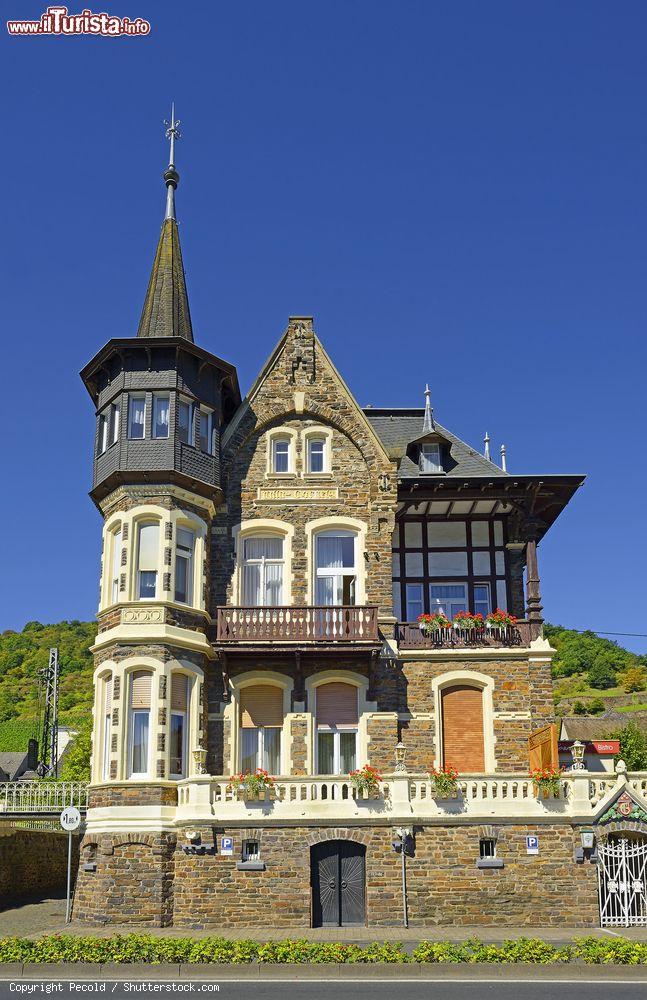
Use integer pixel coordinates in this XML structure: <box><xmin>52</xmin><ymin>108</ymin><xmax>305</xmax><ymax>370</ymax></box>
<box><xmin>0</xmin><ymin>752</ymin><xmax>29</xmax><ymax>781</ymax></box>
<box><xmin>136</xmin><ymin>218</ymin><xmax>194</xmax><ymax>341</ymax></box>
<box><xmin>364</xmin><ymin>409</ymin><xmax>506</xmax><ymax>479</ymax></box>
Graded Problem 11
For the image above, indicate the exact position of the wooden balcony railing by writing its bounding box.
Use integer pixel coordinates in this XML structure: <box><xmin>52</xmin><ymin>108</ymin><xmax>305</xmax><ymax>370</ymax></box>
<box><xmin>395</xmin><ymin>620</ymin><xmax>538</xmax><ymax>649</ymax></box>
<box><xmin>216</xmin><ymin>605</ymin><xmax>380</xmax><ymax>643</ymax></box>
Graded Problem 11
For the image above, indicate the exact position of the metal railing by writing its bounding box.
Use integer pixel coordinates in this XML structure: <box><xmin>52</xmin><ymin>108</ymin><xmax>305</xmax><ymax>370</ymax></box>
<box><xmin>395</xmin><ymin>620</ymin><xmax>537</xmax><ymax>649</ymax></box>
<box><xmin>216</xmin><ymin>605</ymin><xmax>380</xmax><ymax>643</ymax></box>
<box><xmin>0</xmin><ymin>781</ymin><xmax>89</xmax><ymax>816</ymax></box>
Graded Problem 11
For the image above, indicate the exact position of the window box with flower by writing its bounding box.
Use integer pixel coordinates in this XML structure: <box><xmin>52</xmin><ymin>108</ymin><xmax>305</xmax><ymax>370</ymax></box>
<box><xmin>349</xmin><ymin>764</ymin><xmax>383</xmax><ymax>800</ymax></box>
<box><xmin>530</xmin><ymin>766</ymin><xmax>564</xmax><ymax>800</ymax></box>
<box><xmin>429</xmin><ymin>764</ymin><xmax>460</xmax><ymax>800</ymax></box>
<box><xmin>228</xmin><ymin>768</ymin><xmax>277</xmax><ymax>802</ymax></box>
<box><xmin>486</xmin><ymin>609</ymin><xmax>518</xmax><ymax>637</ymax></box>
<box><xmin>417</xmin><ymin>613</ymin><xmax>452</xmax><ymax>638</ymax></box>
<box><xmin>452</xmin><ymin>611</ymin><xmax>485</xmax><ymax>635</ymax></box>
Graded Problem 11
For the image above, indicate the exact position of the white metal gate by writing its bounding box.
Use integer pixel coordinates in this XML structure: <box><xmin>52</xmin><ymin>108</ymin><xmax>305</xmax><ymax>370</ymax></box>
<box><xmin>598</xmin><ymin>836</ymin><xmax>647</xmax><ymax>927</ymax></box>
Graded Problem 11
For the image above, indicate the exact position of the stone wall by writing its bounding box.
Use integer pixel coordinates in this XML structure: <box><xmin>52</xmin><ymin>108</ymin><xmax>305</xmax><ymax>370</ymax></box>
<box><xmin>75</xmin><ymin>821</ymin><xmax>598</xmax><ymax>928</ymax></box>
<box><xmin>0</xmin><ymin>828</ymin><xmax>80</xmax><ymax>902</ymax></box>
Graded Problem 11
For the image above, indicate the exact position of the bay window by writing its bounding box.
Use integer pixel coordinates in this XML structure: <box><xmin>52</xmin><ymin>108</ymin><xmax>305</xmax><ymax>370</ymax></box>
<box><xmin>98</xmin><ymin>413</ymin><xmax>108</xmax><ymax>455</ymax></box>
<box><xmin>239</xmin><ymin>685</ymin><xmax>283</xmax><ymax>773</ymax></box>
<box><xmin>315</xmin><ymin>531</ymin><xmax>357</xmax><ymax>605</ymax></box>
<box><xmin>128</xmin><ymin>395</ymin><xmax>145</xmax><ymax>439</ymax></box>
<box><xmin>170</xmin><ymin>674</ymin><xmax>189</xmax><ymax>778</ymax></box>
<box><xmin>199</xmin><ymin>407</ymin><xmax>214</xmax><ymax>454</ymax></box>
<box><xmin>174</xmin><ymin>527</ymin><xmax>195</xmax><ymax>605</ymax></box>
<box><xmin>178</xmin><ymin>399</ymin><xmax>195</xmax><ymax>445</ymax></box>
<box><xmin>136</xmin><ymin>521</ymin><xmax>159</xmax><ymax>600</ymax></box>
<box><xmin>102</xmin><ymin>675</ymin><xmax>112</xmax><ymax>781</ymax></box>
<box><xmin>110</xmin><ymin>526</ymin><xmax>122</xmax><ymax>604</ymax></box>
<box><xmin>109</xmin><ymin>403</ymin><xmax>120</xmax><ymax>445</ymax></box>
<box><xmin>129</xmin><ymin>671</ymin><xmax>151</xmax><ymax>778</ymax></box>
<box><xmin>153</xmin><ymin>395</ymin><xmax>170</xmax><ymax>438</ymax></box>
<box><xmin>241</xmin><ymin>536</ymin><xmax>283</xmax><ymax>606</ymax></box>
<box><xmin>315</xmin><ymin>683</ymin><xmax>358</xmax><ymax>775</ymax></box>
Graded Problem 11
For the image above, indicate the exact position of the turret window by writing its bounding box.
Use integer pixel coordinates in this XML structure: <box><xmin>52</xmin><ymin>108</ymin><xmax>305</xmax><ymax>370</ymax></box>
<box><xmin>136</xmin><ymin>521</ymin><xmax>159</xmax><ymax>600</ymax></box>
<box><xmin>128</xmin><ymin>396</ymin><xmax>146</xmax><ymax>439</ymax></box>
<box><xmin>174</xmin><ymin>528</ymin><xmax>195</xmax><ymax>604</ymax></box>
<box><xmin>98</xmin><ymin>414</ymin><xmax>108</xmax><ymax>455</ymax></box>
<box><xmin>170</xmin><ymin>674</ymin><xmax>189</xmax><ymax>779</ymax></box>
<box><xmin>129</xmin><ymin>671</ymin><xmax>152</xmax><ymax>778</ymax></box>
<box><xmin>153</xmin><ymin>395</ymin><xmax>170</xmax><ymax>439</ymax></box>
<box><xmin>109</xmin><ymin>403</ymin><xmax>120</xmax><ymax>445</ymax></box>
<box><xmin>110</xmin><ymin>527</ymin><xmax>122</xmax><ymax>604</ymax></box>
<box><xmin>420</xmin><ymin>443</ymin><xmax>441</xmax><ymax>473</ymax></box>
<box><xmin>178</xmin><ymin>399</ymin><xmax>195</xmax><ymax>446</ymax></box>
<box><xmin>102</xmin><ymin>674</ymin><xmax>112</xmax><ymax>781</ymax></box>
<box><xmin>199</xmin><ymin>407</ymin><xmax>214</xmax><ymax>454</ymax></box>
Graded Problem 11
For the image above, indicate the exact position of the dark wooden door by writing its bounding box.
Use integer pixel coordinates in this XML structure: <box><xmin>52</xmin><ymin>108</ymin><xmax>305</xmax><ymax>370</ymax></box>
<box><xmin>311</xmin><ymin>840</ymin><xmax>366</xmax><ymax>927</ymax></box>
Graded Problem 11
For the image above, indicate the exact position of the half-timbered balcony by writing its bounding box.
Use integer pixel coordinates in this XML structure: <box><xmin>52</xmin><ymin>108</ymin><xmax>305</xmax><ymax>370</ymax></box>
<box><xmin>216</xmin><ymin>605</ymin><xmax>380</xmax><ymax>644</ymax></box>
<box><xmin>395</xmin><ymin>619</ymin><xmax>540</xmax><ymax>649</ymax></box>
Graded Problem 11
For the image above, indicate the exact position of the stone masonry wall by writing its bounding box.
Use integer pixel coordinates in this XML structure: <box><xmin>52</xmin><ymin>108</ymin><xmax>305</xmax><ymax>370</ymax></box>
<box><xmin>0</xmin><ymin>828</ymin><xmax>80</xmax><ymax>902</ymax></box>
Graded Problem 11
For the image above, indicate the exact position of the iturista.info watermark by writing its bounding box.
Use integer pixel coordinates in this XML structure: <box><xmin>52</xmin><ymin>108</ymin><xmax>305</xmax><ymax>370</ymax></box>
<box><xmin>7</xmin><ymin>5</ymin><xmax>151</xmax><ymax>36</ymax></box>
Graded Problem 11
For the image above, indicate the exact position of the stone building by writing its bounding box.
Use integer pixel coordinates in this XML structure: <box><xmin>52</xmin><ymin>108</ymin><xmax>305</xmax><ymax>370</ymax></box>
<box><xmin>74</xmin><ymin>120</ymin><xmax>647</xmax><ymax>929</ymax></box>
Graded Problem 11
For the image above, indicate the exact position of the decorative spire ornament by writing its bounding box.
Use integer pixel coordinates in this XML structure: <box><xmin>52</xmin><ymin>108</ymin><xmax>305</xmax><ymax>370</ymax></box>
<box><xmin>163</xmin><ymin>102</ymin><xmax>181</xmax><ymax>221</ymax></box>
<box><xmin>500</xmin><ymin>443</ymin><xmax>507</xmax><ymax>472</ymax></box>
<box><xmin>422</xmin><ymin>384</ymin><xmax>435</xmax><ymax>434</ymax></box>
<box><xmin>484</xmin><ymin>432</ymin><xmax>491</xmax><ymax>462</ymax></box>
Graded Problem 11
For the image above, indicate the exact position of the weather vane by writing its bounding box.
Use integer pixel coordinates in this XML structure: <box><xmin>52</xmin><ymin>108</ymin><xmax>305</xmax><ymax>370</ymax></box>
<box><xmin>164</xmin><ymin>102</ymin><xmax>181</xmax><ymax>168</ymax></box>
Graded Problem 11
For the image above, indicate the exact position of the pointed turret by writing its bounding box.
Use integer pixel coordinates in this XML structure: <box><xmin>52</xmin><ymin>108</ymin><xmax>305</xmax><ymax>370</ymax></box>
<box><xmin>136</xmin><ymin>104</ymin><xmax>194</xmax><ymax>342</ymax></box>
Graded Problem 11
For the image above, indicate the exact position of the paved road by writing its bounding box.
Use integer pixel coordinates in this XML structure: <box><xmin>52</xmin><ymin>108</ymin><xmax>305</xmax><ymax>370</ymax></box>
<box><xmin>0</xmin><ymin>981</ymin><xmax>646</xmax><ymax>999</ymax></box>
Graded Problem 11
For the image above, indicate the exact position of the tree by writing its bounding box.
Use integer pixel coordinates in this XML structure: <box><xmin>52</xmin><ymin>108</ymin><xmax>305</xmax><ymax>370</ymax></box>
<box><xmin>620</xmin><ymin>667</ymin><xmax>647</xmax><ymax>694</ymax></box>
<box><xmin>588</xmin><ymin>698</ymin><xmax>605</xmax><ymax>715</ymax></box>
<box><xmin>614</xmin><ymin>722</ymin><xmax>647</xmax><ymax>771</ymax></box>
<box><xmin>572</xmin><ymin>700</ymin><xmax>587</xmax><ymax>715</ymax></box>
<box><xmin>587</xmin><ymin>661</ymin><xmax>617</xmax><ymax>690</ymax></box>
<box><xmin>58</xmin><ymin>725</ymin><xmax>92</xmax><ymax>781</ymax></box>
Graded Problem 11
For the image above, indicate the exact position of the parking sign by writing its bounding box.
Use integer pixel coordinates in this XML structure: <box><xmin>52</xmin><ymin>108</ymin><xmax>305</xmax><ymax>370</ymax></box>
<box><xmin>526</xmin><ymin>835</ymin><xmax>539</xmax><ymax>855</ymax></box>
<box><xmin>220</xmin><ymin>836</ymin><xmax>234</xmax><ymax>856</ymax></box>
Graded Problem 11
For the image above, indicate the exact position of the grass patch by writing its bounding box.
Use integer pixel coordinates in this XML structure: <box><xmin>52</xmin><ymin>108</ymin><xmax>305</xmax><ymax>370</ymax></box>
<box><xmin>0</xmin><ymin>936</ymin><xmax>645</xmax><ymax>965</ymax></box>
<box><xmin>618</xmin><ymin>703</ymin><xmax>647</xmax><ymax>713</ymax></box>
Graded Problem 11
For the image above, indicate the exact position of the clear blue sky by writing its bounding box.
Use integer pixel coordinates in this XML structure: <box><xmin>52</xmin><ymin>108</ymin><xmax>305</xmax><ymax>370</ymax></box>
<box><xmin>1</xmin><ymin>1</ymin><xmax>645</xmax><ymax>651</ymax></box>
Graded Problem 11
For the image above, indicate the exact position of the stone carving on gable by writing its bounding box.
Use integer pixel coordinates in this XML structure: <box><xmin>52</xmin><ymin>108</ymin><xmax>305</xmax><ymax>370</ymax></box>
<box><xmin>599</xmin><ymin>790</ymin><xmax>647</xmax><ymax>825</ymax></box>
<box><xmin>287</xmin><ymin>318</ymin><xmax>316</xmax><ymax>385</ymax></box>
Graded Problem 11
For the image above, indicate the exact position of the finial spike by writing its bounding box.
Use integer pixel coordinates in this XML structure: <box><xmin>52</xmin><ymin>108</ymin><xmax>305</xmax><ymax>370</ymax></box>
<box><xmin>163</xmin><ymin>103</ymin><xmax>181</xmax><ymax>221</ymax></box>
<box><xmin>500</xmin><ymin>443</ymin><xmax>507</xmax><ymax>472</ymax></box>
<box><xmin>423</xmin><ymin>384</ymin><xmax>435</xmax><ymax>433</ymax></box>
<box><xmin>484</xmin><ymin>432</ymin><xmax>491</xmax><ymax>462</ymax></box>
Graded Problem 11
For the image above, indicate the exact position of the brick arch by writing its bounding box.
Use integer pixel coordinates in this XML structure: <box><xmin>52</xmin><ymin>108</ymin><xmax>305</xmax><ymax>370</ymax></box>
<box><xmin>305</xmin><ymin>828</ymin><xmax>372</xmax><ymax>848</ymax></box>
<box><xmin>597</xmin><ymin>820</ymin><xmax>647</xmax><ymax>838</ymax></box>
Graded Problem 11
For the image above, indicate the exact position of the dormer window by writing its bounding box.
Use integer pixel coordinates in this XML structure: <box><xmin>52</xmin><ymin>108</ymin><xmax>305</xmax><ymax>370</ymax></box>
<box><xmin>420</xmin><ymin>442</ymin><xmax>441</xmax><ymax>473</ymax></box>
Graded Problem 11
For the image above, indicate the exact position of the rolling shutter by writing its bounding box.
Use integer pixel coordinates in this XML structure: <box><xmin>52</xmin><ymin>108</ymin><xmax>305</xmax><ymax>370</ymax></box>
<box><xmin>240</xmin><ymin>685</ymin><xmax>283</xmax><ymax>728</ymax></box>
<box><xmin>441</xmin><ymin>685</ymin><xmax>484</xmax><ymax>772</ymax></box>
<box><xmin>131</xmin><ymin>671</ymin><xmax>152</xmax><ymax>709</ymax></box>
<box><xmin>171</xmin><ymin>674</ymin><xmax>188</xmax><ymax>711</ymax></box>
<box><xmin>316</xmin><ymin>683</ymin><xmax>359</xmax><ymax>726</ymax></box>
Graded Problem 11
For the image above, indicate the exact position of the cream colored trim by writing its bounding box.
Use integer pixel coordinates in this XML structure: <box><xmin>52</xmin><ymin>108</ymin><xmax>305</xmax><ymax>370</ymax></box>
<box><xmin>300</xmin><ymin>425</ymin><xmax>332</xmax><ymax>477</ymax></box>
<box><xmin>305</xmin><ymin>669</ymin><xmax>376</xmax><ymax>774</ymax></box>
<box><xmin>430</xmin><ymin>669</ymin><xmax>497</xmax><ymax>772</ymax></box>
<box><xmin>90</xmin><ymin>623</ymin><xmax>214</xmax><ymax>657</ymax></box>
<box><xmin>99</xmin><ymin>484</ymin><xmax>217</xmax><ymax>519</ymax></box>
<box><xmin>304</xmin><ymin>515</ymin><xmax>368</xmax><ymax>605</ymax></box>
<box><xmin>266</xmin><ymin>426</ymin><xmax>298</xmax><ymax>476</ymax></box>
<box><xmin>225</xmin><ymin>670</ymin><xmax>294</xmax><ymax>776</ymax></box>
<box><xmin>231</xmin><ymin>519</ymin><xmax>295</xmax><ymax>605</ymax></box>
<box><xmin>396</xmin><ymin>647</ymin><xmax>534</xmax><ymax>662</ymax></box>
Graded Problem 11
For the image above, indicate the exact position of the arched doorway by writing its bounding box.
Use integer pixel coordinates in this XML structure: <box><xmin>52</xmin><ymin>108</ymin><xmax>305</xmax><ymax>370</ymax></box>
<box><xmin>311</xmin><ymin>840</ymin><xmax>366</xmax><ymax>927</ymax></box>
<box><xmin>598</xmin><ymin>832</ymin><xmax>647</xmax><ymax>926</ymax></box>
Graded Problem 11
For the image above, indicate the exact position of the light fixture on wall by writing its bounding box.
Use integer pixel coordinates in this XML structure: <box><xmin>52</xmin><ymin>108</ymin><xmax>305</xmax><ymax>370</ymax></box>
<box><xmin>580</xmin><ymin>828</ymin><xmax>595</xmax><ymax>850</ymax></box>
<box><xmin>394</xmin><ymin>741</ymin><xmax>407</xmax><ymax>773</ymax></box>
<box><xmin>570</xmin><ymin>740</ymin><xmax>586</xmax><ymax>771</ymax></box>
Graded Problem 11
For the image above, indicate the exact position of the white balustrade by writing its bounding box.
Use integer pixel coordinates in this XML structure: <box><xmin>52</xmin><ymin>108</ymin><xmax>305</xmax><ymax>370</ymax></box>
<box><xmin>0</xmin><ymin>781</ymin><xmax>88</xmax><ymax>815</ymax></box>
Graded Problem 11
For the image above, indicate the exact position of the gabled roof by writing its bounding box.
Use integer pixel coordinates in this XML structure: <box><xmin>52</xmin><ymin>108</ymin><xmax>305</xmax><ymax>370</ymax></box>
<box><xmin>364</xmin><ymin>409</ymin><xmax>505</xmax><ymax>478</ymax></box>
<box><xmin>136</xmin><ymin>218</ymin><xmax>194</xmax><ymax>341</ymax></box>
<box><xmin>0</xmin><ymin>751</ymin><xmax>29</xmax><ymax>781</ymax></box>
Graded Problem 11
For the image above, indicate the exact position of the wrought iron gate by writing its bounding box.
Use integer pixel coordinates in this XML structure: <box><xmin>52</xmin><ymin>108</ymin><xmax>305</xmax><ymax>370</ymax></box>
<box><xmin>311</xmin><ymin>840</ymin><xmax>366</xmax><ymax>927</ymax></box>
<box><xmin>598</xmin><ymin>836</ymin><xmax>647</xmax><ymax>927</ymax></box>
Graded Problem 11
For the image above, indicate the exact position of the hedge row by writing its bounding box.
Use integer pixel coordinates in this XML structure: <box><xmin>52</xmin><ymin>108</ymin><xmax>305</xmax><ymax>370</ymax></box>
<box><xmin>0</xmin><ymin>936</ymin><xmax>645</xmax><ymax>965</ymax></box>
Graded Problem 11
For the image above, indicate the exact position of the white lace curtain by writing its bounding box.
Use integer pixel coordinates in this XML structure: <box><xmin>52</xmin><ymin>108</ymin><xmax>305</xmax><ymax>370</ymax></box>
<box><xmin>242</xmin><ymin>537</ymin><xmax>283</xmax><ymax>606</ymax></box>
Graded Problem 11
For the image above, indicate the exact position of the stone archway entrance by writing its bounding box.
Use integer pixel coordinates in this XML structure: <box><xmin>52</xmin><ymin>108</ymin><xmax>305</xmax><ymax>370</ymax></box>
<box><xmin>311</xmin><ymin>840</ymin><xmax>366</xmax><ymax>927</ymax></box>
<box><xmin>598</xmin><ymin>833</ymin><xmax>647</xmax><ymax>927</ymax></box>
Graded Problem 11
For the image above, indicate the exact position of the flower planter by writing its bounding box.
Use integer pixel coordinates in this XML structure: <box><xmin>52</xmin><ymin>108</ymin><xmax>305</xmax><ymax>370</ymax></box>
<box><xmin>237</xmin><ymin>787</ymin><xmax>276</xmax><ymax>802</ymax></box>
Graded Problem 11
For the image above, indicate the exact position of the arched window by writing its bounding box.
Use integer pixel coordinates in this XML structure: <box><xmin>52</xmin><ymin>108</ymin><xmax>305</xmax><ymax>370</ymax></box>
<box><xmin>440</xmin><ymin>684</ymin><xmax>485</xmax><ymax>773</ymax></box>
<box><xmin>170</xmin><ymin>674</ymin><xmax>189</xmax><ymax>778</ymax></box>
<box><xmin>242</xmin><ymin>536</ymin><xmax>284</xmax><ymax>606</ymax></box>
<box><xmin>315</xmin><ymin>682</ymin><xmax>358</xmax><ymax>774</ymax></box>
<box><xmin>102</xmin><ymin>674</ymin><xmax>112</xmax><ymax>781</ymax></box>
<box><xmin>129</xmin><ymin>671</ymin><xmax>152</xmax><ymax>777</ymax></box>
<box><xmin>271</xmin><ymin>436</ymin><xmax>291</xmax><ymax>473</ymax></box>
<box><xmin>239</xmin><ymin>685</ymin><xmax>283</xmax><ymax>773</ymax></box>
<box><xmin>314</xmin><ymin>530</ymin><xmax>357</xmax><ymax>606</ymax></box>
<box><xmin>136</xmin><ymin>522</ymin><xmax>159</xmax><ymax>600</ymax></box>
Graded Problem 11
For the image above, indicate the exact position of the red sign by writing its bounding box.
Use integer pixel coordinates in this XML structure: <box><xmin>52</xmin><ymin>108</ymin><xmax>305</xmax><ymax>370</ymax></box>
<box><xmin>558</xmin><ymin>740</ymin><xmax>620</xmax><ymax>754</ymax></box>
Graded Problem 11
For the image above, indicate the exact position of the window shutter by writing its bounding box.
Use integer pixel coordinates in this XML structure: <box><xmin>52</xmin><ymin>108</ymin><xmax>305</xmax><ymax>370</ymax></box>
<box><xmin>528</xmin><ymin>724</ymin><xmax>558</xmax><ymax>772</ymax></box>
<box><xmin>441</xmin><ymin>685</ymin><xmax>484</xmax><ymax>772</ymax></box>
<box><xmin>138</xmin><ymin>523</ymin><xmax>159</xmax><ymax>572</ymax></box>
<box><xmin>316</xmin><ymin>683</ymin><xmax>358</xmax><ymax>726</ymax></box>
<box><xmin>131</xmin><ymin>671</ymin><xmax>152</xmax><ymax>709</ymax></box>
<box><xmin>240</xmin><ymin>685</ymin><xmax>283</xmax><ymax>728</ymax></box>
<box><xmin>171</xmin><ymin>674</ymin><xmax>188</xmax><ymax>711</ymax></box>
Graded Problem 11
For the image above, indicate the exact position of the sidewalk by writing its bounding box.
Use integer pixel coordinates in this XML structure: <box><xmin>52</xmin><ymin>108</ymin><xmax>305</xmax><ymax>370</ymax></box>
<box><xmin>1</xmin><ymin>893</ymin><xmax>647</xmax><ymax>943</ymax></box>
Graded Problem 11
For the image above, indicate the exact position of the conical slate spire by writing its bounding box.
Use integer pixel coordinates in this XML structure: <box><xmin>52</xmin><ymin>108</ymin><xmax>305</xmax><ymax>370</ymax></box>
<box><xmin>136</xmin><ymin>105</ymin><xmax>194</xmax><ymax>342</ymax></box>
<box><xmin>422</xmin><ymin>384</ymin><xmax>435</xmax><ymax>433</ymax></box>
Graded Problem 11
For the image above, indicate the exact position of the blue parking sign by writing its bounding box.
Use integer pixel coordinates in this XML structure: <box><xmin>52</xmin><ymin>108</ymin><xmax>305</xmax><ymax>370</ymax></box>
<box><xmin>526</xmin><ymin>835</ymin><xmax>539</xmax><ymax>855</ymax></box>
<box><xmin>220</xmin><ymin>836</ymin><xmax>234</xmax><ymax>856</ymax></box>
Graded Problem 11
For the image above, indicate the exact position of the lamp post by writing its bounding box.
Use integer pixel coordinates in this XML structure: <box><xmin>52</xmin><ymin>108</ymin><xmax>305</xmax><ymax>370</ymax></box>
<box><xmin>394</xmin><ymin>741</ymin><xmax>407</xmax><ymax>773</ymax></box>
<box><xmin>570</xmin><ymin>740</ymin><xmax>586</xmax><ymax>771</ymax></box>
